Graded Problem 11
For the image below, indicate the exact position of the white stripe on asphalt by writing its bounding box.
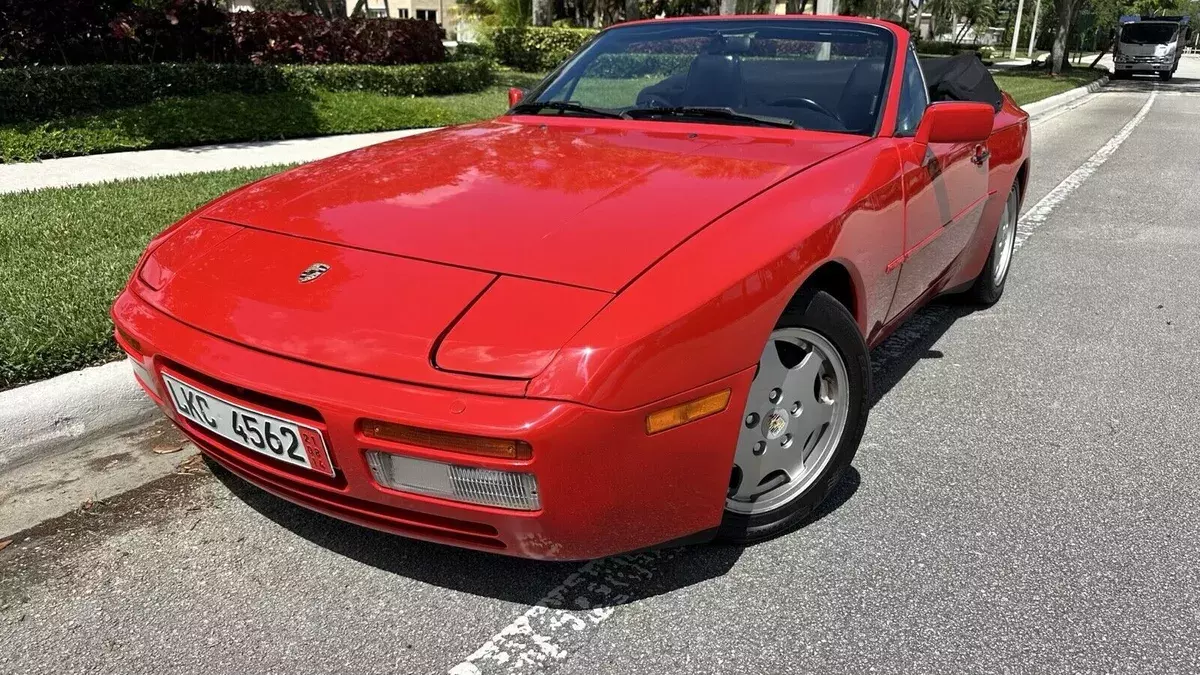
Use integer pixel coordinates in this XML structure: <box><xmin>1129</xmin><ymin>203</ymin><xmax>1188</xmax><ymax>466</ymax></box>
<box><xmin>448</xmin><ymin>549</ymin><xmax>682</xmax><ymax>675</ymax></box>
<box><xmin>1029</xmin><ymin>90</ymin><xmax>1100</xmax><ymax>126</ymax></box>
<box><xmin>447</xmin><ymin>87</ymin><xmax>1159</xmax><ymax>675</ymax></box>
<box><xmin>1015</xmin><ymin>88</ymin><xmax>1157</xmax><ymax>249</ymax></box>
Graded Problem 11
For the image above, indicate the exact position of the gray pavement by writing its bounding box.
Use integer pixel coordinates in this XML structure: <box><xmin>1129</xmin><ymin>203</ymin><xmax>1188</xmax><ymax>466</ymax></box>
<box><xmin>4</xmin><ymin>59</ymin><xmax>1200</xmax><ymax>674</ymax></box>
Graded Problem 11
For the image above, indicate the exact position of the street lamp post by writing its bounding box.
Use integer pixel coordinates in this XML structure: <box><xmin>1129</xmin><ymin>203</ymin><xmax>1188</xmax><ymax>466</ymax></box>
<box><xmin>1027</xmin><ymin>0</ymin><xmax>1041</xmax><ymax>59</ymax></box>
<box><xmin>1009</xmin><ymin>0</ymin><xmax>1026</xmax><ymax>59</ymax></box>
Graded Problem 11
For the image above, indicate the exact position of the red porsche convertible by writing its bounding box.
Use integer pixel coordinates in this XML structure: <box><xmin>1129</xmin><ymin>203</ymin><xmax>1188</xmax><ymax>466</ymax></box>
<box><xmin>112</xmin><ymin>16</ymin><xmax>1029</xmax><ymax>560</ymax></box>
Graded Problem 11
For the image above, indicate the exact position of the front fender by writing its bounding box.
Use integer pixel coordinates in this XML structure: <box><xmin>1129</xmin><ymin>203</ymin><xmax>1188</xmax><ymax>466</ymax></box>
<box><xmin>528</xmin><ymin>142</ymin><xmax>906</xmax><ymax>411</ymax></box>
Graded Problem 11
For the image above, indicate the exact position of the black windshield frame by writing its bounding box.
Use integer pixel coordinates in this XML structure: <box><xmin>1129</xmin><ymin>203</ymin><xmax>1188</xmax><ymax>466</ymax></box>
<box><xmin>513</xmin><ymin>18</ymin><xmax>898</xmax><ymax>137</ymax></box>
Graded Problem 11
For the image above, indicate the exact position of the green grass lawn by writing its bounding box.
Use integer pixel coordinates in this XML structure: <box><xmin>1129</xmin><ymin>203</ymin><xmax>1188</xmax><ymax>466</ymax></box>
<box><xmin>0</xmin><ymin>65</ymin><xmax>1107</xmax><ymax>389</ymax></box>
<box><xmin>1</xmin><ymin>71</ymin><xmax>547</xmax><ymax>163</ymax></box>
<box><xmin>0</xmin><ymin>166</ymin><xmax>289</xmax><ymax>388</ymax></box>
<box><xmin>993</xmin><ymin>68</ymin><xmax>1106</xmax><ymax>106</ymax></box>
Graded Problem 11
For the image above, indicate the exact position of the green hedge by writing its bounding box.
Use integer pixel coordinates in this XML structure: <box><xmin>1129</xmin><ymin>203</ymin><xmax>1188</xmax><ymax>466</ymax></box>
<box><xmin>490</xmin><ymin>27</ymin><xmax>598</xmax><ymax>72</ymax></box>
<box><xmin>588</xmin><ymin>53</ymin><xmax>692</xmax><ymax>79</ymax></box>
<box><xmin>917</xmin><ymin>41</ymin><xmax>995</xmax><ymax>59</ymax></box>
<box><xmin>0</xmin><ymin>59</ymin><xmax>495</xmax><ymax>124</ymax></box>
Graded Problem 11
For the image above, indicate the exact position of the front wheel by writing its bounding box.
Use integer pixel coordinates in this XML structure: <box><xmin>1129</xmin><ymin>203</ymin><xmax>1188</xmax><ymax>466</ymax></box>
<box><xmin>718</xmin><ymin>291</ymin><xmax>870</xmax><ymax>544</ymax></box>
<box><xmin>1159</xmin><ymin>70</ymin><xmax>1173</xmax><ymax>81</ymax></box>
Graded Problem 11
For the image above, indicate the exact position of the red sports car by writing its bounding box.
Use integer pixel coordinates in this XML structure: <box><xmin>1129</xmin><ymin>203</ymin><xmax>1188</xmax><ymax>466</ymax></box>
<box><xmin>113</xmin><ymin>16</ymin><xmax>1029</xmax><ymax>560</ymax></box>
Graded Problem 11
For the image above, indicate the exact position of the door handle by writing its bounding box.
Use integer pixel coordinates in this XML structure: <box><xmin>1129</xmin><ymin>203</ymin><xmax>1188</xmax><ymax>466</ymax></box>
<box><xmin>971</xmin><ymin>145</ymin><xmax>991</xmax><ymax>166</ymax></box>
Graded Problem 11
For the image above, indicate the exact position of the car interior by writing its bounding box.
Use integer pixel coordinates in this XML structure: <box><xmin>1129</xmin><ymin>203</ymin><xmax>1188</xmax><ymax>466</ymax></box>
<box><xmin>631</xmin><ymin>35</ymin><xmax>888</xmax><ymax>134</ymax></box>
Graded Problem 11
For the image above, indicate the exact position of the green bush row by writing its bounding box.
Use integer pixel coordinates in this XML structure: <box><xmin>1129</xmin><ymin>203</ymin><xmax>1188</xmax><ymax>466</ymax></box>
<box><xmin>0</xmin><ymin>59</ymin><xmax>495</xmax><ymax>124</ymax></box>
<box><xmin>916</xmin><ymin>41</ymin><xmax>995</xmax><ymax>59</ymax></box>
<box><xmin>587</xmin><ymin>53</ymin><xmax>692</xmax><ymax>79</ymax></box>
<box><xmin>490</xmin><ymin>26</ymin><xmax>599</xmax><ymax>72</ymax></box>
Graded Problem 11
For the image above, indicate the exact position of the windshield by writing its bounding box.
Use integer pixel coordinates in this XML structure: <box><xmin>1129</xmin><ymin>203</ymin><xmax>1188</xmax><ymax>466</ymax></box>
<box><xmin>1120</xmin><ymin>23</ymin><xmax>1178</xmax><ymax>45</ymax></box>
<box><xmin>519</xmin><ymin>19</ymin><xmax>895</xmax><ymax>135</ymax></box>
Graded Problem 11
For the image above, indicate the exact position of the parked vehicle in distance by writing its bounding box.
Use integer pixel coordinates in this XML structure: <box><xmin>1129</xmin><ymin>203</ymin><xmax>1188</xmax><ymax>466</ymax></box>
<box><xmin>112</xmin><ymin>16</ymin><xmax>1031</xmax><ymax>560</ymax></box>
<box><xmin>1113</xmin><ymin>14</ymin><xmax>1190</xmax><ymax>80</ymax></box>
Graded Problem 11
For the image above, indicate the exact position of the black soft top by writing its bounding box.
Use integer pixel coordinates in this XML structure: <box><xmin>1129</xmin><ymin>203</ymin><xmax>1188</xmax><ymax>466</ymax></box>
<box><xmin>920</xmin><ymin>53</ymin><xmax>1003</xmax><ymax>112</ymax></box>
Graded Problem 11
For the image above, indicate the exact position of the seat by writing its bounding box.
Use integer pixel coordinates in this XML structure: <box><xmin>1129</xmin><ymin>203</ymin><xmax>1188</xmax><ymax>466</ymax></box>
<box><xmin>680</xmin><ymin>53</ymin><xmax>746</xmax><ymax>108</ymax></box>
<box><xmin>836</xmin><ymin>59</ymin><xmax>886</xmax><ymax>133</ymax></box>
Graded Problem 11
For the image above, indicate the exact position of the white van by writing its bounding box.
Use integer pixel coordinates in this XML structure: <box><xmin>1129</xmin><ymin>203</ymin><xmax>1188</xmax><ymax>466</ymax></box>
<box><xmin>1113</xmin><ymin>15</ymin><xmax>1189</xmax><ymax>81</ymax></box>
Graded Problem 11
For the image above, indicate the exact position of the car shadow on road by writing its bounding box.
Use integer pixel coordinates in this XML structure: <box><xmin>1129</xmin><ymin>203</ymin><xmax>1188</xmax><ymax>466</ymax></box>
<box><xmin>209</xmin><ymin>457</ymin><xmax>860</xmax><ymax>607</ymax></box>
<box><xmin>207</xmin><ymin>298</ymin><xmax>971</xmax><ymax>606</ymax></box>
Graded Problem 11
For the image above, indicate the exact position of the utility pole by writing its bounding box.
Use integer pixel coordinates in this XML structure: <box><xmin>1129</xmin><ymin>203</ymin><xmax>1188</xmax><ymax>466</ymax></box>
<box><xmin>1009</xmin><ymin>0</ymin><xmax>1026</xmax><ymax>59</ymax></box>
<box><xmin>1027</xmin><ymin>0</ymin><xmax>1041</xmax><ymax>59</ymax></box>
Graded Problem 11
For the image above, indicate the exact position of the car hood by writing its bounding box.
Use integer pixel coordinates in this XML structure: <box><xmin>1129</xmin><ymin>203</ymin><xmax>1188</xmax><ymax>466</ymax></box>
<box><xmin>202</xmin><ymin>120</ymin><xmax>867</xmax><ymax>293</ymax></box>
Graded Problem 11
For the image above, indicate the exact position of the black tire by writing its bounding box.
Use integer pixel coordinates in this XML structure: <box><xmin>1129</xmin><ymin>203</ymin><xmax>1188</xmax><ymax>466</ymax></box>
<box><xmin>1111</xmin><ymin>70</ymin><xmax>1127</xmax><ymax>80</ymax></box>
<box><xmin>717</xmin><ymin>290</ymin><xmax>870</xmax><ymax>544</ymax></box>
<box><xmin>1159</xmin><ymin>71</ymin><xmax>1173</xmax><ymax>81</ymax></box>
<box><xmin>965</xmin><ymin>181</ymin><xmax>1020</xmax><ymax>306</ymax></box>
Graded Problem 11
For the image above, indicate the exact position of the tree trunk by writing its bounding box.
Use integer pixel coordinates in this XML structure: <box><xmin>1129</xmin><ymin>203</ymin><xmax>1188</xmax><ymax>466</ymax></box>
<box><xmin>720</xmin><ymin>0</ymin><xmax>737</xmax><ymax>14</ymax></box>
<box><xmin>901</xmin><ymin>0</ymin><xmax>910</xmax><ymax>25</ymax></box>
<box><xmin>624</xmin><ymin>0</ymin><xmax>639</xmax><ymax>20</ymax></box>
<box><xmin>533</xmin><ymin>0</ymin><xmax>554</xmax><ymax>25</ymax></box>
<box><xmin>1049</xmin><ymin>0</ymin><xmax>1073</xmax><ymax>75</ymax></box>
<box><xmin>912</xmin><ymin>0</ymin><xmax>925</xmax><ymax>34</ymax></box>
<box><xmin>1088</xmin><ymin>33</ymin><xmax>1112</xmax><ymax>69</ymax></box>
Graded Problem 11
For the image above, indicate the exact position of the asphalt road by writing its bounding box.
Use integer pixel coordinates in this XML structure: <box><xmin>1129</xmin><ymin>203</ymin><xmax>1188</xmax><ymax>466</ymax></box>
<box><xmin>5</xmin><ymin>61</ymin><xmax>1200</xmax><ymax>675</ymax></box>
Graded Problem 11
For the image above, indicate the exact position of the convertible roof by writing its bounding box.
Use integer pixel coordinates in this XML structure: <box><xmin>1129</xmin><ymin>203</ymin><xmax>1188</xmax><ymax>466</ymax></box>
<box><xmin>920</xmin><ymin>53</ymin><xmax>1003</xmax><ymax>112</ymax></box>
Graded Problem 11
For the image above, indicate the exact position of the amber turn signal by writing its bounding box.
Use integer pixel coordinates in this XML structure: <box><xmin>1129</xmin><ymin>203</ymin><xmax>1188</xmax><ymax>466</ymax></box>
<box><xmin>645</xmin><ymin>389</ymin><xmax>732</xmax><ymax>435</ymax></box>
<box><xmin>361</xmin><ymin>420</ymin><xmax>533</xmax><ymax>460</ymax></box>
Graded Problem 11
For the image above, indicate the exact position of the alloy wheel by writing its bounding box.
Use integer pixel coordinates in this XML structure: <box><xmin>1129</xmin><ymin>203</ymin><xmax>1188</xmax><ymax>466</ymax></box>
<box><xmin>726</xmin><ymin>327</ymin><xmax>850</xmax><ymax>515</ymax></box>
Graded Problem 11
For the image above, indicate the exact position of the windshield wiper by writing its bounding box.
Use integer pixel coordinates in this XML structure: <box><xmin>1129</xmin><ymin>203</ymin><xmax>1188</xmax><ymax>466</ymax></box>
<box><xmin>621</xmin><ymin>106</ymin><xmax>796</xmax><ymax>129</ymax></box>
<box><xmin>510</xmin><ymin>101</ymin><xmax>624</xmax><ymax>119</ymax></box>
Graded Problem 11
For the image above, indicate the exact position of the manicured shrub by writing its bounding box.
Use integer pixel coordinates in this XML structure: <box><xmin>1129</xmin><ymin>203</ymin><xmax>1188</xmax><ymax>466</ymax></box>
<box><xmin>0</xmin><ymin>60</ymin><xmax>494</xmax><ymax>123</ymax></box>
<box><xmin>227</xmin><ymin>11</ymin><xmax>445</xmax><ymax>65</ymax></box>
<box><xmin>0</xmin><ymin>0</ymin><xmax>445</xmax><ymax>67</ymax></box>
<box><xmin>490</xmin><ymin>26</ymin><xmax>598</xmax><ymax>71</ymax></box>
<box><xmin>587</xmin><ymin>53</ymin><xmax>692</xmax><ymax>78</ymax></box>
<box><xmin>916</xmin><ymin>40</ymin><xmax>995</xmax><ymax>59</ymax></box>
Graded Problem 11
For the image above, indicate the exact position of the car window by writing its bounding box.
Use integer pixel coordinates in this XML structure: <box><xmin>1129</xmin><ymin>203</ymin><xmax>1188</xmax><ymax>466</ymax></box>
<box><xmin>895</xmin><ymin>46</ymin><xmax>928</xmax><ymax>137</ymax></box>
<box><xmin>524</xmin><ymin>19</ymin><xmax>895</xmax><ymax>135</ymax></box>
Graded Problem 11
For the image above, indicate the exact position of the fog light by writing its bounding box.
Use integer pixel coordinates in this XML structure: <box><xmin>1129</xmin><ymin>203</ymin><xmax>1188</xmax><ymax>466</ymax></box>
<box><xmin>365</xmin><ymin>451</ymin><xmax>540</xmax><ymax>511</ymax></box>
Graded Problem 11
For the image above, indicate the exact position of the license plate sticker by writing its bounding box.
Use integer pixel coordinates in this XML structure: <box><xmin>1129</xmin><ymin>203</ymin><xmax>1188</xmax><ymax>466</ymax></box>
<box><xmin>162</xmin><ymin>374</ymin><xmax>334</xmax><ymax>476</ymax></box>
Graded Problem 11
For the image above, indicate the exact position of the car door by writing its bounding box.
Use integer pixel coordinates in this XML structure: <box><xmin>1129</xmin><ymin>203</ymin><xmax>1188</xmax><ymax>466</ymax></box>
<box><xmin>887</xmin><ymin>47</ymin><xmax>990</xmax><ymax>321</ymax></box>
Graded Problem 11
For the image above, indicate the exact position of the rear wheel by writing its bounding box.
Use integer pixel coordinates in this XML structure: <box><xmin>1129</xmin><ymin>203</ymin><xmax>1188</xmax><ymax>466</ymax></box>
<box><xmin>718</xmin><ymin>291</ymin><xmax>869</xmax><ymax>544</ymax></box>
<box><xmin>965</xmin><ymin>181</ymin><xmax>1019</xmax><ymax>306</ymax></box>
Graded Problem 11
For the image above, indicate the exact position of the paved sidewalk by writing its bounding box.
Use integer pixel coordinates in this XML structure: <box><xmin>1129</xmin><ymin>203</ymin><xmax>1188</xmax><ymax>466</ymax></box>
<box><xmin>0</xmin><ymin>127</ymin><xmax>434</xmax><ymax>195</ymax></box>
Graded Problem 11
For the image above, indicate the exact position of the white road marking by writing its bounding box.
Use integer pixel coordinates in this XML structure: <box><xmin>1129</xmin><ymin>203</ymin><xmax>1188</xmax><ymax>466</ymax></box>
<box><xmin>448</xmin><ymin>549</ymin><xmax>682</xmax><ymax>674</ymax></box>
<box><xmin>1030</xmin><ymin>90</ymin><xmax>1100</xmax><ymax>126</ymax></box>
<box><xmin>448</xmin><ymin>87</ymin><xmax>1160</xmax><ymax>675</ymax></box>
<box><xmin>1015</xmin><ymin>88</ymin><xmax>1158</xmax><ymax>250</ymax></box>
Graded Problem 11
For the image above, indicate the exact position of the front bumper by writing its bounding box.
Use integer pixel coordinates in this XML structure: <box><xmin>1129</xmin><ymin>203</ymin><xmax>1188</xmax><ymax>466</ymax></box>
<box><xmin>1114</xmin><ymin>59</ymin><xmax>1173</xmax><ymax>72</ymax></box>
<box><xmin>113</xmin><ymin>289</ymin><xmax>750</xmax><ymax>560</ymax></box>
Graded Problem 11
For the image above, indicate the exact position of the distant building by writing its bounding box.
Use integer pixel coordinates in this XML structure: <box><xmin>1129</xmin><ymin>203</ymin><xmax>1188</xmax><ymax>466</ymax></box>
<box><xmin>224</xmin><ymin>1</ymin><xmax>457</xmax><ymax>34</ymax></box>
<box><xmin>350</xmin><ymin>0</ymin><xmax>456</xmax><ymax>30</ymax></box>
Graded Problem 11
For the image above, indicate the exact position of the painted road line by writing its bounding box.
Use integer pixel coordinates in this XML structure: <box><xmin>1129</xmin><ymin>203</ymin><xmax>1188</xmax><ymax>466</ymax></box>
<box><xmin>1016</xmin><ymin>88</ymin><xmax>1158</xmax><ymax>249</ymax></box>
<box><xmin>448</xmin><ymin>549</ymin><xmax>683</xmax><ymax>675</ymax></box>
<box><xmin>1030</xmin><ymin>89</ymin><xmax>1102</xmax><ymax>127</ymax></box>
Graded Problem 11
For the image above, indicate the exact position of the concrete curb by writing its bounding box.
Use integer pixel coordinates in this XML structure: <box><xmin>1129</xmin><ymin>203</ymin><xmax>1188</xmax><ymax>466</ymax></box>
<box><xmin>0</xmin><ymin>360</ymin><xmax>156</xmax><ymax>474</ymax></box>
<box><xmin>1022</xmin><ymin>74</ymin><xmax>1111</xmax><ymax>118</ymax></box>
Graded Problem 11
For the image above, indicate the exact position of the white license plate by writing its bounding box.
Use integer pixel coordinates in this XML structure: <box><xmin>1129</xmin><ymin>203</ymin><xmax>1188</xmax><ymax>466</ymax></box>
<box><xmin>162</xmin><ymin>374</ymin><xmax>335</xmax><ymax>476</ymax></box>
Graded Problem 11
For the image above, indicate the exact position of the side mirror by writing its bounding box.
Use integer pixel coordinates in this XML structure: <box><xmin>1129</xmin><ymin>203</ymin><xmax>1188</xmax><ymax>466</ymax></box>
<box><xmin>508</xmin><ymin>87</ymin><xmax>527</xmax><ymax>108</ymax></box>
<box><xmin>914</xmin><ymin>102</ymin><xmax>995</xmax><ymax>145</ymax></box>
